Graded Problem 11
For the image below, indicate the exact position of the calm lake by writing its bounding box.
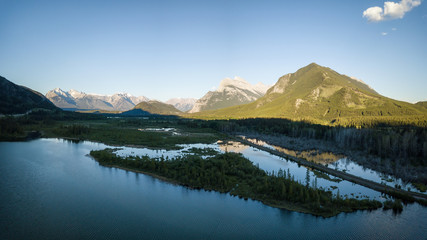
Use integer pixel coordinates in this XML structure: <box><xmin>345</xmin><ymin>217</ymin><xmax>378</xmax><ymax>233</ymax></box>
<box><xmin>1</xmin><ymin>139</ymin><xmax>426</xmax><ymax>239</ymax></box>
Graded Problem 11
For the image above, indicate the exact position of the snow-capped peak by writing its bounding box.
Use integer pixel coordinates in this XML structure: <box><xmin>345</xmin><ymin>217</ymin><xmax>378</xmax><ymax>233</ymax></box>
<box><xmin>69</xmin><ymin>89</ymin><xmax>86</xmax><ymax>99</ymax></box>
<box><xmin>45</xmin><ymin>88</ymin><xmax>150</xmax><ymax>111</ymax></box>
<box><xmin>217</xmin><ymin>76</ymin><xmax>269</xmax><ymax>95</ymax></box>
<box><xmin>218</xmin><ymin>76</ymin><xmax>253</xmax><ymax>92</ymax></box>
<box><xmin>188</xmin><ymin>77</ymin><xmax>270</xmax><ymax>113</ymax></box>
<box><xmin>53</xmin><ymin>88</ymin><xmax>67</xmax><ymax>96</ymax></box>
<box><xmin>46</xmin><ymin>88</ymin><xmax>69</xmax><ymax>98</ymax></box>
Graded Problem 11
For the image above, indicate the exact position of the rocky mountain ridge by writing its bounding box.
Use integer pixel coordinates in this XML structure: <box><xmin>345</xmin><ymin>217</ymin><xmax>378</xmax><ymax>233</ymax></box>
<box><xmin>46</xmin><ymin>88</ymin><xmax>149</xmax><ymax>111</ymax></box>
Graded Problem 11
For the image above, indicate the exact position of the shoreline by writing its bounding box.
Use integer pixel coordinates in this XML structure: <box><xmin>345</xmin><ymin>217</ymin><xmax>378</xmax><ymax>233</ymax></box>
<box><xmin>58</xmin><ymin>136</ymin><xmax>427</xmax><ymax>203</ymax></box>
<box><xmin>89</xmin><ymin>153</ymin><xmax>381</xmax><ymax>218</ymax></box>
<box><xmin>233</xmin><ymin>136</ymin><xmax>427</xmax><ymax>203</ymax></box>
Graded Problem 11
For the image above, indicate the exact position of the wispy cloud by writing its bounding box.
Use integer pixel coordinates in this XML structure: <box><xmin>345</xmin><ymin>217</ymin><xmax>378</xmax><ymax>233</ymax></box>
<box><xmin>363</xmin><ymin>0</ymin><xmax>421</xmax><ymax>22</ymax></box>
<box><xmin>381</xmin><ymin>32</ymin><xmax>388</xmax><ymax>36</ymax></box>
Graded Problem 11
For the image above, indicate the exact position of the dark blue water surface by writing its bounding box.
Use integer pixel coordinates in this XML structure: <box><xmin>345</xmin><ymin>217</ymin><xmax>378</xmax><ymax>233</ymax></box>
<box><xmin>0</xmin><ymin>139</ymin><xmax>426</xmax><ymax>240</ymax></box>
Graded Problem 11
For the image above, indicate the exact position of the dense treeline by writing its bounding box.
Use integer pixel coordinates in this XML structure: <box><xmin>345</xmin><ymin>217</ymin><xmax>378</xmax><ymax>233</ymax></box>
<box><xmin>333</xmin><ymin>116</ymin><xmax>427</xmax><ymax>128</ymax></box>
<box><xmin>0</xmin><ymin>110</ymin><xmax>103</xmax><ymax>140</ymax></box>
<box><xmin>200</xmin><ymin>118</ymin><xmax>427</xmax><ymax>166</ymax></box>
<box><xmin>0</xmin><ymin>117</ymin><xmax>24</xmax><ymax>139</ymax></box>
<box><xmin>59</xmin><ymin>124</ymin><xmax>91</xmax><ymax>135</ymax></box>
<box><xmin>90</xmin><ymin>149</ymin><xmax>382</xmax><ymax>217</ymax></box>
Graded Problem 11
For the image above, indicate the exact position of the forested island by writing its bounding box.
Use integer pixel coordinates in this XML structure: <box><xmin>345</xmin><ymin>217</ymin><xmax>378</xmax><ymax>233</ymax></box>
<box><xmin>90</xmin><ymin>148</ymin><xmax>385</xmax><ymax>217</ymax></box>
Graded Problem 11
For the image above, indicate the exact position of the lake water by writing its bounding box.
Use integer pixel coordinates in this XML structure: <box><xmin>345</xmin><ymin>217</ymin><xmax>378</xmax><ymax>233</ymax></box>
<box><xmin>1</xmin><ymin>139</ymin><xmax>426</xmax><ymax>239</ymax></box>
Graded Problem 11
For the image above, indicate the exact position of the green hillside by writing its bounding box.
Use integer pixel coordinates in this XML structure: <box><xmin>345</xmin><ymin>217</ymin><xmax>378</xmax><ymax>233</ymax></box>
<box><xmin>416</xmin><ymin>101</ymin><xmax>427</xmax><ymax>110</ymax></box>
<box><xmin>133</xmin><ymin>100</ymin><xmax>182</xmax><ymax>115</ymax></box>
<box><xmin>189</xmin><ymin>63</ymin><xmax>427</xmax><ymax>125</ymax></box>
<box><xmin>0</xmin><ymin>76</ymin><xmax>58</xmax><ymax>114</ymax></box>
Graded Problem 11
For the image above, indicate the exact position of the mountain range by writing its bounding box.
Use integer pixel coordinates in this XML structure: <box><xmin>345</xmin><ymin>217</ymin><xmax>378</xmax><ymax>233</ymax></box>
<box><xmin>46</xmin><ymin>88</ymin><xmax>198</xmax><ymax>113</ymax></box>
<box><xmin>46</xmin><ymin>88</ymin><xmax>149</xmax><ymax>111</ymax></box>
<box><xmin>3</xmin><ymin>63</ymin><xmax>427</xmax><ymax>124</ymax></box>
<box><xmin>165</xmin><ymin>98</ymin><xmax>197</xmax><ymax>112</ymax></box>
<box><xmin>188</xmin><ymin>77</ymin><xmax>269</xmax><ymax>113</ymax></box>
<box><xmin>190</xmin><ymin>63</ymin><xmax>427</xmax><ymax>123</ymax></box>
<box><xmin>0</xmin><ymin>76</ymin><xmax>58</xmax><ymax>115</ymax></box>
<box><xmin>46</xmin><ymin>77</ymin><xmax>268</xmax><ymax>114</ymax></box>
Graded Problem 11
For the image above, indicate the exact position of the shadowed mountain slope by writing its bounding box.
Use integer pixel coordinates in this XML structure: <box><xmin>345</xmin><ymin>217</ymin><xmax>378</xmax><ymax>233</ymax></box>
<box><xmin>0</xmin><ymin>76</ymin><xmax>58</xmax><ymax>114</ymax></box>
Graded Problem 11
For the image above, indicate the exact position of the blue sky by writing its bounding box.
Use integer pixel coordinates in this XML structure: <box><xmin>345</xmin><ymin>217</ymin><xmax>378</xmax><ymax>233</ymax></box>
<box><xmin>0</xmin><ymin>0</ymin><xmax>426</xmax><ymax>102</ymax></box>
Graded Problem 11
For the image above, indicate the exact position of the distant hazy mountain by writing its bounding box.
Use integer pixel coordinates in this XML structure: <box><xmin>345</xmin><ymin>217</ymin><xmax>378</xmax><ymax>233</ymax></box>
<box><xmin>166</xmin><ymin>98</ymin><xmax>197</xmax><ymax>112</ymax></box>
<box><xmin>46</xmin><ymin>88</ymin><xmax>149</xmax><ymax>111</ymax></box>
<box><xmin>0</xmin><ymin>76</ymin><xmax>58</xmax><ymax>114</ymax></box>
<box><xmin>188</xmin><ymin>77</ymin><xmax>269</xmax><ymax>113</ymax></box>
<box><xmin>192</xmin><ymin>63</ymin><xmax>427</xmax><ymax>122</ymax></box>
<box><xmin>132</xmin><ymin>100</ymin><xmax>182</xmax><ymax>115</ymax></box>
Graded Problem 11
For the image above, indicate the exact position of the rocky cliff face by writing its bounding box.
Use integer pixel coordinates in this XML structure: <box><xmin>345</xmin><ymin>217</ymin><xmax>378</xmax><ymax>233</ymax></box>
<box><xmin>189</xmin><ymin>77</ymin><xmax>269</xmax><ymax>113</ymax></box>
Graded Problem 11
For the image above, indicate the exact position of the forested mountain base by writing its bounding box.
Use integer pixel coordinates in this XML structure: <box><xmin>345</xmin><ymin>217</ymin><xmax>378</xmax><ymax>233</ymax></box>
<box><xmin>186</xmin><ymin>118</ymin><xmax>427</xmax><ymax>184</ymax></box>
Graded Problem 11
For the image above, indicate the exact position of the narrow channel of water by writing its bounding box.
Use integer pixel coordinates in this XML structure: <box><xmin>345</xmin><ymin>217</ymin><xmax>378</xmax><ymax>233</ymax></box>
<box><xmin>242</xmin><ymin>137</ymin><xmax>424</xmax><ymax>194</ymax></box>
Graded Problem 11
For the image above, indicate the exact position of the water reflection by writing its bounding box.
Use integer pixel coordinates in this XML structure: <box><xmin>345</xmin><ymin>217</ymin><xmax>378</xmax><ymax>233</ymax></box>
<box><xmin>218</xmin><ymin>141</ymin><xmax>249</xmax><ymax>153</ymax></box>
<box><xmin>112</xmin><ymin>140</ymin><xmax>381</xmax><ymax>199</ymax></box>
<box><xmin>244</xmin><ymin>137</ymin><xmax>344</xmax><ymax>164</ymax></box>
<box><xmin>241</xmin><ymin>137</ymin><xmax>425</xmax><ymax>194</ymax></box>
<box><xmin>0</xmin><ymin>139</ymin><xmax>426</xmax><ymax>240</ymax></box>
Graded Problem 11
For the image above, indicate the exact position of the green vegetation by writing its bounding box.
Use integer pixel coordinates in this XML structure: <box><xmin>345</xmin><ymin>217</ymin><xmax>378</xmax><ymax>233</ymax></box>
<box><xmin>382</xmin><ymin>189</ymin><xmax>427</xmax><ymax>206</ymax></box>
<box><xmin>51</xmin><ymin>121</ymin><xmax>222</xmax><ymax>150</ymax></box>
<box><xmin>132</xmin><ymin>100</ymin><xmax>182</xmax><ymax>115</ymax></box>
<box><xmin>2</xmin><ymin>108</ymin><xmax>426</xmax><ymax>208</ymax></box>
<box><xmin>383</xmin><ymin>199</ymin><xmax>403</xmax><ymax>212</ymax></box>
<box><xmin>416</xmin><ymin>101</ymin><xmax>427</xmax><ymax>110</ymax></box>
<box><xmin>90</xmin><ymin>149</ymin><xmax>382</xmax><ymax>217</ymax></box>
<box><xmin>0</xmin><ymin>111</ymin><xmax>224</xmax><ymax>149</ymax></box>
<box><xmin>183</xmin><ymin>147</ymin><xmax>218</xmax><ymax>156</ymax></box>
<box><xmin>312</xmin><ymin>169</ymin><xmax>342</xmax><ymax>183</ymax></box>
<box><xmin>188</xmin><ymin>63</ymin><xmax>427</xmax><ymax>127</ymax></box>
<box><xmin>206</xmin><ymin>118</ymin><xmax>427</xmax><ymax>184</ymax></box>
<box><xmin>0</xmin><ymin>116</ymin><xmax>25</xmax><ymax>141</ymax></box>
<box><xmin>413</xmin><ymin>183</ymin><xmax>427</xmax><ymax>192</ymax></box>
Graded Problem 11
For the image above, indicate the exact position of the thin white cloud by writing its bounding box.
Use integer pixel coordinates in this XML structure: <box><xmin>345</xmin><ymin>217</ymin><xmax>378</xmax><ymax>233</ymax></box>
<box><xmin>392</xmin><ymin>27</ymin><xmax>397</xmax><ymax>30</ymax></box>
<box><xmin>363</xmin><ymin>0</ymin><xmax>421</xmax><ymax>22</ymax></box>
<box><xmin>381</xmin><ymin>32</ymin><xmax>388</xmax><ymax>35</ymax></box>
